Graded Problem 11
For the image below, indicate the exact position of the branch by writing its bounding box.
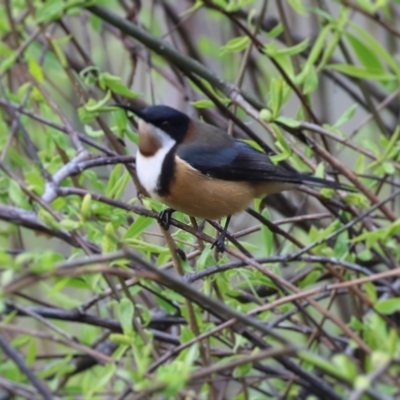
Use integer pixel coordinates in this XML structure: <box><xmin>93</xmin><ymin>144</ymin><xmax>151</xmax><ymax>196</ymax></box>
<box><xmin>86</xmin><ymin>5</ymin><xmax>264</xmax><ymax>109</ymax></box>
<box><xmin>0</xmin><ymin>99</ymin><xmax>118</xmax><ymax>156</ymax></box>
<box><xmin>42</xmin><ymin>151</ymin><xmax>90</xmax><ymax>203</ymax></box>
<box><xmin>121</xmin><ymin>249</ymin><xmax>343</xmax><ymax>400</ymax></box>
<box><xmin>0</xmin><ymin>333</ymin><xmax>53</xmax><ymax>400</ymax></box>
<box><xmin>0</xmin><ymin>204</ymin><xmax>92</xmax><ymax>249</ymax></box>
<box><xmin>186</xmin><ymin>254</ymin><xmax>373</xmax><ymax>284</ymax></box>
<box><xmin>3</xmin><ymin>302</ymin><xmax>185</xmax><ymax>333</ymax></box>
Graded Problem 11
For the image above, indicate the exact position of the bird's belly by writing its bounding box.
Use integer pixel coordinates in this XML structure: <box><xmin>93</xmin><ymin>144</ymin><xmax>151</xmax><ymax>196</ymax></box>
<box><xmin>136</xmin><ymin>149</ymin><xmax>168</xmax><ymax>198</ymax></box>
<box><xmin>159</xmin><ymin>158</ymin><xmax>255</xmax><ymax>219</ymax></box>
<box><xmin>161</xmin><ymin>189</ymin><xmax>252</xmax><ymax>219</ymax></box>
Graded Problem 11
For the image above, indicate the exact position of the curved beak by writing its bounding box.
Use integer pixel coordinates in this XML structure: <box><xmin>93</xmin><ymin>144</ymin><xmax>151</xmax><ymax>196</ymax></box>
<box><xmin>113</xmin><ymin>104</ymin><xmax>146</xmax><ymax>119</ymax></box>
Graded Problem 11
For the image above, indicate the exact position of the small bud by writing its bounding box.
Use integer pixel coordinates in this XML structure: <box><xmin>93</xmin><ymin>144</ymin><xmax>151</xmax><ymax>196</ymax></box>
<box><xmin>81</xmin><ymin>193</ymin><xmax>92</xmax><ymax>219</ymax></box>
<box><xmin>259</xmin><ymin>109</ymin><xmax>272</xmax><ymax>122</ymax></box>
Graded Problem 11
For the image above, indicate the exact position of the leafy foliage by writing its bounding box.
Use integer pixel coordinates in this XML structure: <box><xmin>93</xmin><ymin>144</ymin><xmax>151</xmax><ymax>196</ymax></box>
<box><xmin>0</xmin><ymin>1</ymin><xmax>399</xmax><ymax>399</ymax></box>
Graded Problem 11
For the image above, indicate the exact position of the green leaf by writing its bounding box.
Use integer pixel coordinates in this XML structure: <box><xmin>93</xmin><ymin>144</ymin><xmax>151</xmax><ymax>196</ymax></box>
<box><xmin>302</xmin><ymin>66</ymin><xmax>319</xmax><ymax>94</ymax></box>
<box><xmin>37</xmin><ymin>356</ymin><xmax>74</xmax><ymax>379</ymax></box>
<box><xmin>317</xmin><ymin>8</ymin><xmax>349</xmax><ymax>69</ymax></box>
<box><xmin>38</xmin><ymin>209</ymin><xmax>60</xmax><ymax>230</ymax></box>
<box><xmin>358</xmin><ymin>249</ymin><xmax>372</xmax><ymax>261</ymax></box>
<box><xmin>349</xmin><ymin>316</ymin><xmax>364</xmax><ymax>331</ymax></box>
<box><xmin>110</xmin><ymin>333</ymin><xmax>134</xmax><ymax>345</ymax></box>
<box><xmin>315</xmin><ymin>162</ymin><xmax>325</xmax><ymax>179</ymax></box>
<box><xmin>382</xmin><ymin>161</ymin><xmax>395</xmax><ymax>174</ymax></box>
<box><xmin>197</xmin><ymin>36</ymin><xmax>220</xmax><ymax>58</ymax></box>
<box><xmin>35</xmin><ymin>0</ymin><xmax>65</xmax><ymax>23</ymax></box>
<box><xmin>0</xmin><ymin>52</ymin><xmax>18</xmax><ymax>74</ymax></box>
<box><xmin>180</xmin><ymin>0</ymin><xmax>204</xmax><ymax>16</ymax></box>
<box><xmin>218</xmin><ymin>0</ymin><xmax>254</xmax><ymax>12</ymax></box>
<box><xmin>80</xmin><ymin>193</ymin><xmax>92</xmax><ymax>219</ymax></box>
<box><xmin>80</xmin><ymin>65</ymin><xmax>99</xmax><ymax>84</ymax></box>
<box><xmin>363</xmin><ymin>282</ymin><xmax>377</xmax><ymax>304</ymax></box>
<box><xmin>15</xmin><ymin>252</ymin><xmax>35</xmax><ymax>268</ymax></box>
<box><xmin>119</xmin><ymin>298</ymin><xmax>134</xmax><ymax>335</ymax></box>
<box><xmin>233</xmin><ymin>361</ymin><xmax>252</xmax><ymax>378</ymax></box>
<box><xmin>86</xmin><ymin>364</ymin><xmax>116</xmax><ymax>397</ymax></box>
<box><xmin>264</xmin><ymin>38</ymin><xmax>309</xmax><ymax>57</ymax></box>
<box><xmin>288</xmin><ymin>0</ymin><xmax>307</xmax><ymax>15</ymax></box>
<box><xmin>28</xmin><ymin>57</ymin><xmax>44</xmax><ymax>83</ymax></box>
<box><xmin>38</xmin><ymin>251</ymin><xmax>63</xmax><ymax>272</ymax></box>
<box><xmin>0</xmin><ymin>42</ymin><xmax>13</xmax><ymax>58</ymax></box>
<box><xmin>381</xmin><ymin>126</ymin><xmax>400</xmax><ymax>161</ymax></box>
<box><xmin>301</xmin><ymin>24</ymin><xmax>331</xmax><ymax>75</ymax></box>
<box><xmin>59</xmin><ymin>219</ymin><xmax>80</xmax><ymax>231</ymax></box>
<box><xmin>123</xmin><ymin>216</ymin><xmax>154</xmax><ymax>240</ymax></box>
<box><xmin>326</xmin><ymin>64</ymin><xmax>397</xmax><ymax>81</ymax></box>
<box><xmin>320</xmin><ymin>187</ymin><xmax>335</xmax><ymax>199</ymax></box>
<box><xmin>344</xmin><ymin>193</ymin><xmax>369</xmax><ymax>209</ymax></box>
<box><xmin>387</xmin><ymin>328</ymin><xmax>398</xmax><ymax>357</ymax></box>
<box><xmin>84</xmin><ymin>125</ymin><xmax>104</xmax><ymax>138</ymax></box>
<box><xmin>299</xmin><ymin>270</ymin><xmax>320</xmax><ymax>288</ymax></box>
<box><xmin>355</xmin><ymin>0</ymin><xmax>381</xmax><ymax>13</ymax></box>
<box><xmin>385</xmin><ymin>219</ymin><xmax>400</xmax><ymax>239</ymax></box>
<box><xmin>196</xmin><ymin>244</ymin><xmax>214</xmax><ymax>270</ymax></box>
<box><xmin>11</xmin><ymin>334</ymin><xmax>30</xmax><ymax>349</ymax></box>
<box><xmin>345</xmin><ymin>32</ymin><xmax>386</xmax><ymax>74</ymax></box>
<box><xmin>220</xmin><ymin>36</ymin><xmax>250</xmax><ymax>54</ymax></box>
<box><xmin>102</xmin><ymin>222</ymin><xmax>116</xmax><ymax>253</ymax></box>
<box><xmin>26</xmin><ymin>339</ymin><xmax>37</xmax><ymax>367</ymax></box>
<box><xmin>84</xmin><ymin>92</ymin><xmax>111</xmax><ymax>112</ymax></box>
<box><xmin>106</xmin><ymin>164</ymin><xmax>128</xmax><ymax>199</ymax></box>
<box><xmin>268</xmin><ymin>78</ymin><xmax>285</xmax><ymax>117</ymax></box>
<box><xmin>375</xmin><ymin>298</ymin><xmax>400</xmax><ymax>315</ymax></box>
<box><xmin>270</xmin><ymin>125</ymin><xmax>291</xmax><ymax>163</ymax></box>
<box><xmin>115</xmin><ymin>170</ymin><xmax>130</xmax><ymax>199</ymax></box>
<box><xmin>350</xmin><ymin>22</ymin><xmax>400</xmax><ymax>77</ymax></box>
<box><xmin>190</xmin><ymin>99</ymin><xmax>215</xmax><ymax>109</ymax></box>
<box><xmin>50</xmin><ymin>37</ymin><xmax>69</xmax><ymax>67</ymax></box>
<box><xmin>333</xmin><ymin>104</ymin><xmax>358</xmax><ymax>128</ymax></box>
<box><xmin>260</xmin><ymin>208</ymin><xmax>273</xmax><ymax>256</ymax></box>
<box><xmin>364</xmin><ymin>314</ymin><xmax>388</xmax><ymax>350</ymax></box>
<box><xmin>99</xmin><ymin>72</ymin><xmax>140</xmax><ymax>99</ymax></box>
<box><xmin>332</xmin><ymin>354</ymin><xmax>358</xmax><ymax>382</ymax></box>
<box><xmin>275</xmin><ymin>116</ymin><xmax>300</xmax><ymax>128</ymax></box>
<box><xmin>78</xmin><ymin>105</ymin><xmax>98</xmax><ymax>124</ymax></box>
<box><xmin>266</xmin><ymin>23</ymin><xmax>283</xmax><ymax>38</ymax></box>
<box><xmin>0</xmin><ymin>268</ymin><xmax>13</xmax><ymax>287</ymax></box>
<box><xmin>124</xmin><ymin>239</ymin><xmax>171</xmax><ymax>254</ymax></box>
<box><xmin>9</xmin><ymin>180</ymin><xmax>29</xmax><ymax>208</ymax></box>
<box><xmin>299</xmin><ymin>351</ymin><xmax>350</xmax><ymax>382</ymax></box>
<box><xmin>183</xmin><ymin>343</ymin><xmax>199</xmax><ymax>369</ymax></box>
<box><xmin>354</xmin><ymin>375</ymin><xmax>370</xmax><ymax>391</ymax></box>
<box><xmin>45</xmin><ymin>285</ymin><xmax>82</xmax><ymax>308</ymax></box>
<box><xmin>333</xmin><ymin>230</ymin><xmax>349</xmax><ymax>259</ymax></box>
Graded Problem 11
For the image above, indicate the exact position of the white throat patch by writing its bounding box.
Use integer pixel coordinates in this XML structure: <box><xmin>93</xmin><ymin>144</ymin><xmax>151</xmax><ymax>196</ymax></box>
<box><xmin>136</xmin><ymin>125</ymin><xmax>176</xmax><ymax>199</ymax></box>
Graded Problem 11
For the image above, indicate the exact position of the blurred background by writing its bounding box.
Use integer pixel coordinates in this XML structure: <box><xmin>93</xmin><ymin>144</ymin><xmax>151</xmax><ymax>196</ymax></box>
<box><xmin>1</xmin><ymin>0</ymin><xmax>400</xmax><ymax>398</ymax></box>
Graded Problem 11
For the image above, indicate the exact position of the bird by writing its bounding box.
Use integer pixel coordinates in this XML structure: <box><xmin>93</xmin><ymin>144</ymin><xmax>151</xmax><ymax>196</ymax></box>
<box><xmin>115</xmin><ymin>104</ymin><xmax>354</xmax><ymax>251</ymax></box>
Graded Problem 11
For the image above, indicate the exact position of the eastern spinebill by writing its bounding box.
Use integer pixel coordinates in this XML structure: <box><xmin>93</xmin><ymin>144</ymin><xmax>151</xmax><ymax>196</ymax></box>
<box><xmin>115</xmin><ymin>104</ymin><xmax>353</xmax><ymax>251</ymax></box>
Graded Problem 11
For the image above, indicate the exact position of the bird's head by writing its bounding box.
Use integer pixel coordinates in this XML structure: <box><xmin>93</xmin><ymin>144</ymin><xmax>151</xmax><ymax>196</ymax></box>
<box><xmin>115</xmin><ymin>104</ymin><xmax>190</xmax><ymax>146</ymax></box>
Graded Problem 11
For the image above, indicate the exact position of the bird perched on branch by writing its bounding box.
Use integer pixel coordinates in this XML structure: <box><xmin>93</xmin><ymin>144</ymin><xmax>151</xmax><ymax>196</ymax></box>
<box><xmin>115</xmin><ymin>104</ymin><xmax>353</xmax><ymax>251</ymax></box>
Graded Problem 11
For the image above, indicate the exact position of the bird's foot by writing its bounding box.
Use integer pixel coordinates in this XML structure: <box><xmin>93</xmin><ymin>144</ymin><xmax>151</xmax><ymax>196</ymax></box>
<box><xmin>175</xmin><ymin>248</ymin><xmax>186</xmax><ymax>261</ymax></box>
<box><xmin>158</xmin><ymin>208</ymin><xmax>175</xmax><ymax>230</ymax></box>
<box><xmin>211</xmin><ymin>216</ymin><xmax>231</xmax><ymax>253</ymax></box>
<box><xmin>212</xmin><ymin>233</ymin><xmax>226</xmax><ymax>253</ymax></box>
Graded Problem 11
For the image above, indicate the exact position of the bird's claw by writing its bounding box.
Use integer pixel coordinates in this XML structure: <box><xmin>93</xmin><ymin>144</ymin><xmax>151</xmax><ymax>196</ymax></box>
<box><xmin>175</xmin><ymin>248</ymin><xmax>186</xmax><ymax>261</ymax></box>
<box><xmin>212</xmin><ymin>235</ymin><xmax>226</xmax><ymax>253</ymax></box>
<box><xmin>158</xmin><ymin>208</ymin><xmax>175</xmax><ymax>230</ymax></box>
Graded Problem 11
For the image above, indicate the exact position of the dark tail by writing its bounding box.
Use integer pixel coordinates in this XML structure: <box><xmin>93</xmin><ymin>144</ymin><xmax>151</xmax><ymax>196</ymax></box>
<box><xmin>298</xmin><ymin>174</ymin><xmax>356</xmax><ymax>192</ymax></box>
